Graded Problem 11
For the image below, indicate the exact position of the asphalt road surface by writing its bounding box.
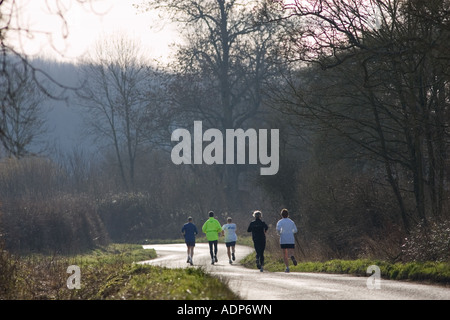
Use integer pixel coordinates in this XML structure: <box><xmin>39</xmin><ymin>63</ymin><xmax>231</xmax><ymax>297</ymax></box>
<box><xmin>140</xmin><ymin>243</ymin><xmax>450</xmax><ymax>300</ymax></box>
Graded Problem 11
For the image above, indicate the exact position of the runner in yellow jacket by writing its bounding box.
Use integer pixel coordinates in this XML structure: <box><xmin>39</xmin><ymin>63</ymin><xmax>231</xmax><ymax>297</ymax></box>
<box><xmin>202</xmin><ymin>211</ymin><xmax>222</xmax><ymax>265</ymax></box>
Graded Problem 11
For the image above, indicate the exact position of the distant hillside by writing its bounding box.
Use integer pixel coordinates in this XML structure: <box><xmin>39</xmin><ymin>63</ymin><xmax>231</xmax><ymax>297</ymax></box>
<box><xmin>28</xmin><ymin>58</ymin><xmax>88</xmax><ymax>155</ymax></box>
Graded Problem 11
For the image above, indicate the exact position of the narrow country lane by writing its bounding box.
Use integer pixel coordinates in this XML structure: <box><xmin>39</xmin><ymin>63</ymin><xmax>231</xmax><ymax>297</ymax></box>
<box><xmin>139</xmin><ymin>243</ymin><xmax>450</xmax><ymax>300</ymax></box>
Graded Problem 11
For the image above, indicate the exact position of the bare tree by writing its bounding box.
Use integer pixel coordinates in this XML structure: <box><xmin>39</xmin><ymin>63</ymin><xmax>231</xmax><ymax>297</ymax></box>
<box><xmin>0</xmin><ymin>0</ymin><xmax>100</xmax><ymax>155</ymax></box>
<box><xmin>0</xmin><ymin>60</ymin><xmax>48</xmax><ymax>157</ymax></box>
<box><xmin>77</xmin><ymin>35</ymin><xmax>153</xmax><ymax>190</ymax></box>
<box><xmin>271</xmin><ymin>0</ymin><xmax>450</xmax><ymax>230</ymax></box>
<box><xmin>138</xmin><ymin>0</ymin><xmax>285</xmax><ymax>206</ymax></box>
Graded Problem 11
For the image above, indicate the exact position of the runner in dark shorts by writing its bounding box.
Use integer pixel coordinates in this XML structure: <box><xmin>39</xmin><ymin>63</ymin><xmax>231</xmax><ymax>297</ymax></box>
<box><xmin>222</xmin><ymin>217</ymin><xmax>237</xmax><ymax>264</ymax></box>
<box><xmin>181</xmin><ymin>216</ymin><xmax>198</xmax><ymax>265</ymax></box>
<box><xmin>276</xmin><ymin>209</ymin><xmax>298</xmax><ymax>273</ymax></box>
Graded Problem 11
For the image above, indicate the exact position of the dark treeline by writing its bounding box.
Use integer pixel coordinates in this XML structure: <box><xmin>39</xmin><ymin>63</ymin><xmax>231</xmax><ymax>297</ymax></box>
<box><xmin>0</xmin><ymin>0</ymin><xmax>449</xmax><ymax>262</ymax></box>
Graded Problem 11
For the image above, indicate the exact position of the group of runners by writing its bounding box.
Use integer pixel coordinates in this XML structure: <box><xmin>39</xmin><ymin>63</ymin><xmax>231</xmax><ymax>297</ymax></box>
<box><xmin>181</xmin><ymin>208</ymin><xmax>298</xmax><ymax>273</ymax></box>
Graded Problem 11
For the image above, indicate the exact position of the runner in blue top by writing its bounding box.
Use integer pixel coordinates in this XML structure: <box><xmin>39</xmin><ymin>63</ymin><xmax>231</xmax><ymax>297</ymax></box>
<box><xmin>222</xmin><ymin>217</ymin><xmax>237</xmax><ymax>264</ymax></box>
<box><xmin>181</xmin><ymin>216</ymin><xmax>198</xmax><ymax>265</ymax></box>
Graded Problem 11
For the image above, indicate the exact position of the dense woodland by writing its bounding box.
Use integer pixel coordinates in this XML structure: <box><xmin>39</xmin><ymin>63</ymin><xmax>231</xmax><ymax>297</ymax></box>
<box><xmin>1</xmin><ymin>0</ymin><xmax>449</xmax><ymax>262</ymax></box>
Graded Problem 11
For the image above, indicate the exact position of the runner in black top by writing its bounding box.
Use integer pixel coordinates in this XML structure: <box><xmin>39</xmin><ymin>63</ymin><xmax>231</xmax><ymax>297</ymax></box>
<box><xmin>247</xmin><ymin>210</ymin><xmax>268</xmax><ymax>272</ymax></box>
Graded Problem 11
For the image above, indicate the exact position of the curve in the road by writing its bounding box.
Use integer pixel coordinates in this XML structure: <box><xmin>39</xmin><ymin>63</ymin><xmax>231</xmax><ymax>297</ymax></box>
<box><xmin>140</xmin><ymin>243</ymin><xmax>450</xmax><ymax>300</ymax></box>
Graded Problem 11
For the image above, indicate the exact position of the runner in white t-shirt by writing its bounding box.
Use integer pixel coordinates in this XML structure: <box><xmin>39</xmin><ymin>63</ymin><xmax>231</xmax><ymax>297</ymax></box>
<box><xmin>222</xmin><ymin>217</ymin><xmax>237</xmax><ymax>264</ymax></box>
<box><xmin>276</xmin><ymin>208</ymin><xmax>298</xmax><ymax>273</ymax></box>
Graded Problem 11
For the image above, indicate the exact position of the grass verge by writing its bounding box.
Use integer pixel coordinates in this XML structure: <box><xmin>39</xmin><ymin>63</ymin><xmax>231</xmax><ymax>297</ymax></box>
<box><xmin>241</xmin><ymin>253</ymin><xmax>450</xmax><ymax>285</ymax></box>
<box><xmin>0</xmin><ymin>243</ymin><xmax>239</xmax><ymax>300</ymax></box>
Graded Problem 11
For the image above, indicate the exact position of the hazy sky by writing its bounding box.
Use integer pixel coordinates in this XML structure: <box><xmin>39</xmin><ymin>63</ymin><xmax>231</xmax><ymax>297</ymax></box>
<box><xmin>9</xmin><ymin>0</ymin><xmax>179</xmax><ymax>62</ymax></box>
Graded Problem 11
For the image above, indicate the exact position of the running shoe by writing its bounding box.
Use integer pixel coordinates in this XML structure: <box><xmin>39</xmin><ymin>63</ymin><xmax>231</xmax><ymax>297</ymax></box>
<box><xmin>232</xmin><ymin>252</ymin><xmax>235</xmax><ymax>261</ymax></box>
<box><xmin>291</xmin><ymin>256</ymin><xmax>298</xmax><ymax>266</ymax></box>
<box><xmin>285</xmin><ymin>267</ymin><xmax>290</xmax><ymax>273</ymax></box>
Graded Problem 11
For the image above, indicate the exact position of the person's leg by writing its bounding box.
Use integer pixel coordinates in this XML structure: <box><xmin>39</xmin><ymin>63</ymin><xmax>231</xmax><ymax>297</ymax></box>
<box><xmin>213</xmin><ymin>240</ymin><xmax>218</xmax><ymax>261</ymax></box>
<box><xmin>282</xmin><ymin>248</ymin><xmax>289</xmax><ymax>268</ymax></box>
<box><xmin>231</xmin><ymin>245</ymin><xmax>235</xmax><ymax>261</ymax></box>
<box><xmin>208</xmin><ymin>241</ymin><xmax>214</xmax><ymax>263</ymax></box>
<box><xmin>260</xmin><ymin>241</ymin><xmax>266</xmax><ymax>267</ymax></box>
<box><xmin>186</xmin><ymin>245</ymin><xmax>190</xmax><ymax>262</ymax></box>
<box><xmin>226</xmin><ymin>245</ymin><xmax>232</xmax><ymax>263</ymax></box>
<box><xmin>189</xmin><ymin>246</ymin><xmax>194</xmax><ymax>264</ymax></box>
<box><xmin>288</xmin><ymin>247</ymin><xmax>297</xmax><ymax>265</ymax></box>
<box><xmin>254</xmin><ymin>241</ymin><xmax>262</xmax><ymax>268</ymax></box>
<box><xmin>253</xmin><ymin>241</ymin><xmax>258</xmax><ymax>267</ymax></box>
